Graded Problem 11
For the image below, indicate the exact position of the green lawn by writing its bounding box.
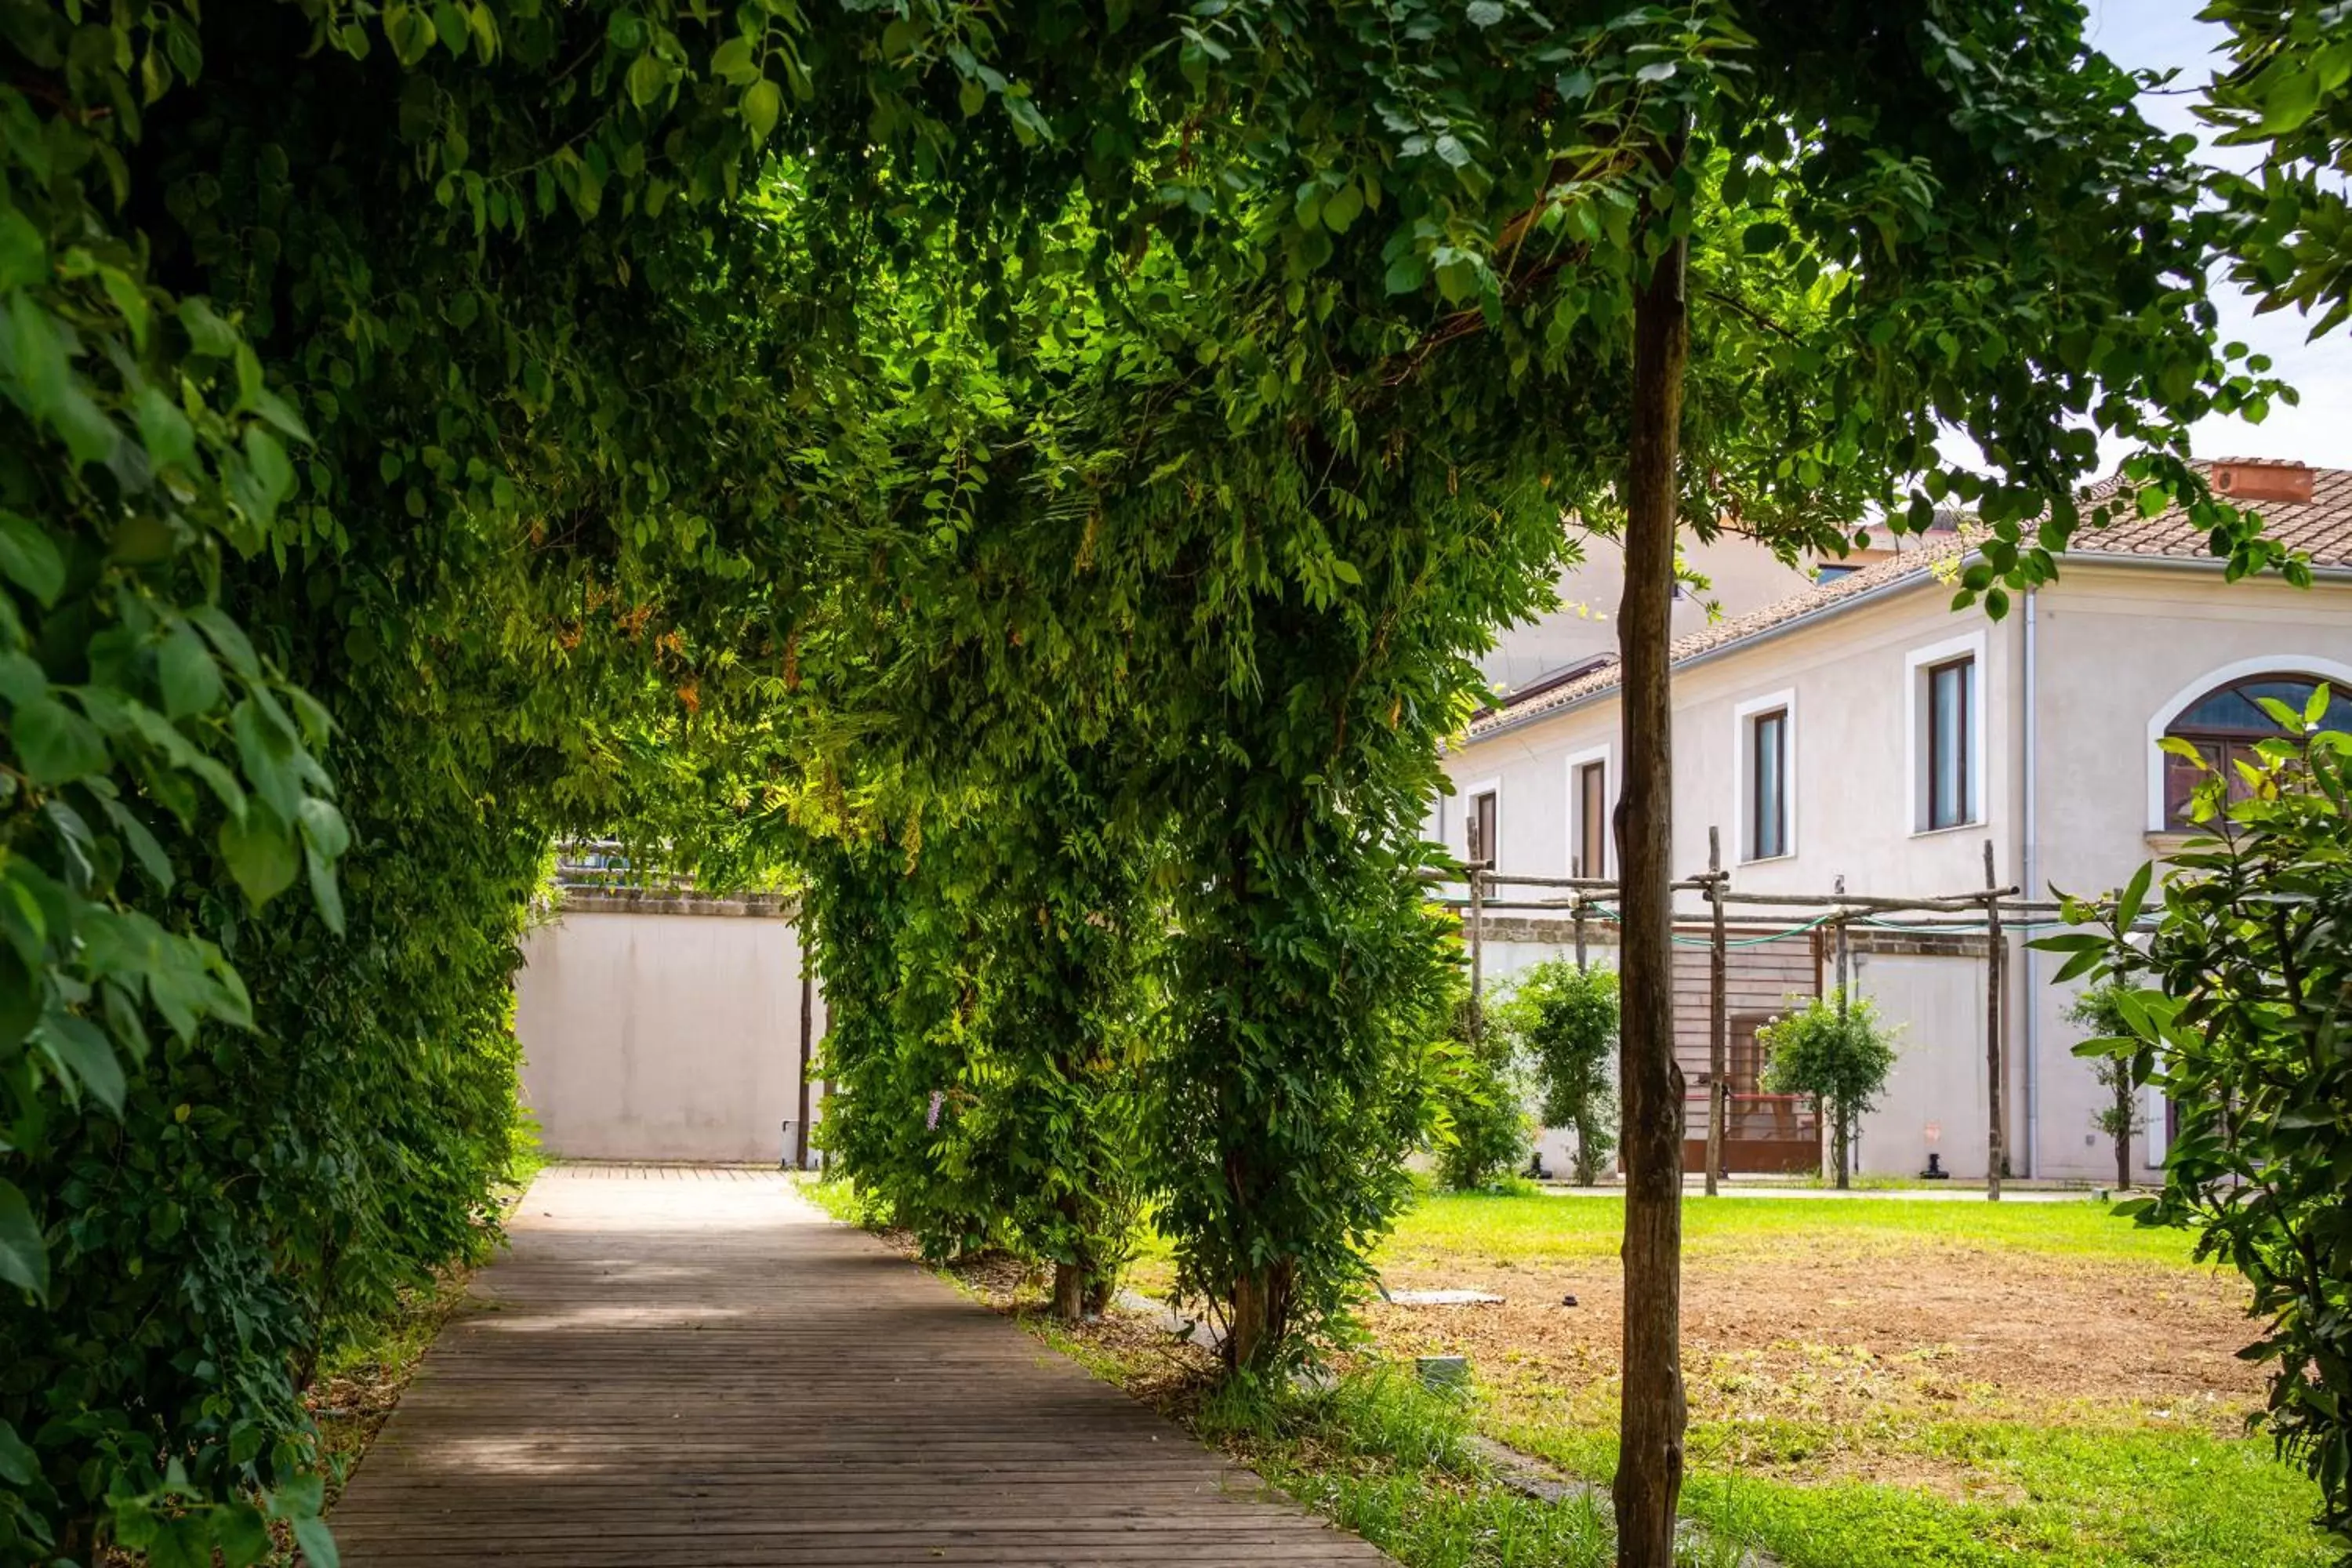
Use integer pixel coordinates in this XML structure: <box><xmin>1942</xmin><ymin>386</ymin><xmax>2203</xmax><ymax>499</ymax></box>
<box><xmin>810</xmin><ymin>1175</ymin><xmax>2336</xmax><ymax>1568</ymax></box>
<box><xmin>1380</xmin><ymin>1186</ymin><xmax>2208</xmax><ymax>1271</ymax></box>
<box><xmin>1370</xmin><ymin>1186</ymin><xmax>2334</xmax><ymax>1568</ymax></box>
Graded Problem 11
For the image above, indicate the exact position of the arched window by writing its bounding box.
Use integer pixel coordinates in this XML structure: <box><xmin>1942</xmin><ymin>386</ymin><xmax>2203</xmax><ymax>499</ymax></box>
<box><xmin>2161</xmin><ymin>672</ymin><xmax>2352</xmax><ymax>826</ymax></box>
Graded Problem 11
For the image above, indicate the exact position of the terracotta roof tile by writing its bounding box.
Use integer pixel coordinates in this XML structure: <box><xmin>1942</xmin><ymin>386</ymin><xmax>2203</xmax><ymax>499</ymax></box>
<box><xmin>1468</xmin><ymin>461</ymin><xmax>2352</xmax><ymax>740</ymax></box>
<box><xmin>2074</xmin><ymin>461</ymin><xmax>2352</xmax><ymax>565</ymax></box>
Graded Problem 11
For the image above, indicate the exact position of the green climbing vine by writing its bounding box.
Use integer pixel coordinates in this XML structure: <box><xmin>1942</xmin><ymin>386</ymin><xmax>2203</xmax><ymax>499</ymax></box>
<box><xmin>1</xmin><ymin>0</ymin><xmax>2322</xmax><ymax>1559</ymax></box>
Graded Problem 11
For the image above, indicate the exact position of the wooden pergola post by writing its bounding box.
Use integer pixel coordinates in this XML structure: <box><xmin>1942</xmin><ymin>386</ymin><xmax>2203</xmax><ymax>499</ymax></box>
<box><xmin>1985</xmin><ymin>839</ymin><xmax>2005</xmax><ymax>1202</ymax></box>
<box><xmin>1468</xmin><ymin>864</ymin><xmax>1486</xmax><ymax>1038</ymax></box>
<box><xmin>1704</xmin><ymin>828</ymin><xmax>1726</xmax><ymax>1199</ymax></box>
<box><xmin>1833</xmin><ymin>874</ymin><xmax>1851</xmax><ymax>1189</ymax></box>
<box><xmin>793</xmin><ymin>964</ymin><xmax>814</xmax><ymax>1171</ymax></box>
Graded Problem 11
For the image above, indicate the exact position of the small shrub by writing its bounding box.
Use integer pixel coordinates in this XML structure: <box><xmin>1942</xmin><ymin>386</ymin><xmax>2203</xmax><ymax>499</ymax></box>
<box><xmin>1496</xmin><ymin>960</ymin><xmax>1620</xmax><ymax>1184</ymax></box>
<box><xmin>2066</xmin><ymin>982</ymin><xmax>2143</xmax><ymax>1190</ymax></box>
<box><xmin>2040</xmin><ymin>700</ymin><xmax>2352</xmax><ymax>1549</ymax></box>
<box><xmin>1432</xmin><ymin>996</ymin><xmax>1534</xmax><ymax>1191</ymax></box>
<box><xmin>1759</xmin><ymin>990</ymin><xmax>1898</xmax><ymax>1189</ymax></box>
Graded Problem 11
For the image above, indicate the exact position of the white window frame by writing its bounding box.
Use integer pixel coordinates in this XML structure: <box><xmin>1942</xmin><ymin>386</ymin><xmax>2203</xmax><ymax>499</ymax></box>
<box><xmin>1905</xmin><ymin>629</ymin><xmax>1988</xmax><ymax>836</ymax></box>
<box><xmin>1733</xmin><ymin>688</ymin><xmax>1798</xmax><ymax>864</ymax></box>
<box><xmin>1562</xmin><ymin>743</ymin><xmax>1614</xmax><ymax>880</ymax></box>
<box><xmin>2142</xmin><ymin>655</ymin><xmax>2352</xmax><ymax>832</ymax></box>
<box><xmin>1460</xmin><ymin>775</ymin><xmax>1502</xmax><ymax>868</ymax></box>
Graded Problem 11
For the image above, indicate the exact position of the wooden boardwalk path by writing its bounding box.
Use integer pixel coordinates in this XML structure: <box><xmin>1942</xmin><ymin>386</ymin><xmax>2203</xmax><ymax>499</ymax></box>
<box><xmin>330</xmin><ymin>1164</ymin><xmax>1388</xmax><ymax>1566</ymax></box>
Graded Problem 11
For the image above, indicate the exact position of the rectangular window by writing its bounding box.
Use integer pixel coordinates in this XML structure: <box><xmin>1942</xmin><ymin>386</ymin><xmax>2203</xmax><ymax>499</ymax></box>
<box><xmin>1927</xmin><ymin>656</ymin><xmax>1975</xmax><ymax>829</ymax></box>
<box><xmin>1468</xmin><ymin>790</ymin><xmax>1498</xmax><ymax>867</ymax></box>
<box><xmin>1577</xmin><ymin>761</ymin><xmax>1606</xmax><ymax>879</ymax></box>
<box><xmin>1750</xmin><ymin>709</ymin><xmax>1788</xmax><ymax>860</ymax></box>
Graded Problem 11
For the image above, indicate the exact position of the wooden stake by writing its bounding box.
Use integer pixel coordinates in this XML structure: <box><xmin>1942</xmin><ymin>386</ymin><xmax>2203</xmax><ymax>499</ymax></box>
<box><xmin>1611</xmin><ymin>146</ymin><xmax>1690</xmax><ymax>1568</ymax></box>
<box><xmin>1468</xmin><ymin>865</ymin><xmax>1486</xmax><ymax>1039</ymax></box>
<box><xmin>1835</xmin><ymin>874</ymin><xmax>1851</xmax><ymax>1190</ymax></box>
<box><xmin>1573</xmin><ymin>897</ymin><xmax>1589</xmax><ymax>973</ymax></box>
<box><xmin>793</xmin><ymin>962</ymin><xmax>815</xmax><ymax>1171</ymax></box>
<box><xmin>1705</xmin><ymin>828</ymin><xmax>1726</xmax><ymax>1200</ymax></box>
<box><xmin>1985</xmin><ymin>838</ymin><xmax>2005</xmax><ymax>1202</ymax></box>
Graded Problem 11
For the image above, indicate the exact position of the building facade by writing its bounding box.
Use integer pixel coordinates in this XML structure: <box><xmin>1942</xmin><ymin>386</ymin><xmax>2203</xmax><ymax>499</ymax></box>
<box><xmin>1440</xmin><ymin>459</ymin><xmax>2352</xmax><ymax>1182</ymax></box>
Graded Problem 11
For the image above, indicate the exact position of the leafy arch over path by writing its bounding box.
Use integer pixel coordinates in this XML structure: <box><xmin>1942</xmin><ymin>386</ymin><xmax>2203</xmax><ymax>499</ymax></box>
<box><xmin>0</xmin><ymin>0</ymin><xmax>2315</xmax><ymax>1563</ymax></box>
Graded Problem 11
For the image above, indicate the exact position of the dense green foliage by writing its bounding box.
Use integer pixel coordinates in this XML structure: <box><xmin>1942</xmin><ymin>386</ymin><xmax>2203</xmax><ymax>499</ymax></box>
<box><xmin>1759</xmin><ymin>992</ymin><xmax>1898</xmax><ymax>1191</ymax></box>
<box><xmin>1433</xmin><ymin>997</ymin><xmax>1536</xmax><ymax>1192</ymax></box>
<box><xmin>2</xmin><ymin>0</ymin><xmax>2329</xmax><ymax>1556</ymax></box>
<box><xmin>799</xmin><ymin>761</ymin><xmax>1160</xmax><ymax>1313</ymax></box>
<box><xmin>2201</xmin><ymin>0</ymin><xmax>2352</xmax><ymax>336</ymax></box>
<box><xmin>1498</xmin><ymin>961</ymin><xmax>1621</xmax><ymax>1186</ymax></box>
<box><xmin>2044</xmin><ymin>701</ymin><xmax>2352</xmax><ymax>1557</ymax></box>
<box><xmin>0</xmin><ymin>0</ymin><xmax>887</xmax><ymax>1557</ymax></box>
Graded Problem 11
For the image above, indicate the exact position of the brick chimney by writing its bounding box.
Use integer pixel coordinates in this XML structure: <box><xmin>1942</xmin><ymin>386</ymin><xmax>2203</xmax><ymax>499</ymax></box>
<box><xmin>2210</xmin><ymin>458</ymin><xmax>2314</xmax><ymax>506</ymax></box>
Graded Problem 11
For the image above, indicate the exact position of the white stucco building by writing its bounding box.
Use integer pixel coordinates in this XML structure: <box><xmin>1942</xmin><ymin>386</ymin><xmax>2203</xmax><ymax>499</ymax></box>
<box><xmin>1439</xmin><ymin>459</ymin><xmax>2352</xmax><ymax>1183</ymax></box>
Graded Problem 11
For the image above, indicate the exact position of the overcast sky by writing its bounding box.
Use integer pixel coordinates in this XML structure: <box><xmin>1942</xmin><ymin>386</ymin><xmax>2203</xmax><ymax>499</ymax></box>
<box><xmin>2083</xmin><ymin>0</ymin><xmax>2352</xmax><ymax>467</ymax></box>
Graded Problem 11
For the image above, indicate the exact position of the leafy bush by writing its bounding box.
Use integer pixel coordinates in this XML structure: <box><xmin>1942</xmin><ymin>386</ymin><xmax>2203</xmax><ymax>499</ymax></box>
<box><xmin>1496</xmin><ymin>961</ymin><xmax>1620</xmax><ymax>1185</ymax></box>
<box><xmin>2041</xmin><ymin>698</ymin><xmax>2352</xmax><ymax>1553</ymax></box>
<box><xmin>1759</xmin><ymin>992</ymin><xmax>1898</xmax><ymax>1190</ymax></box>
<box><xmin>1432</xmin><ymin>996</ymin><xmax>1534</xmax><ymax>1192</ymax></box>
<box><xmin>2065</xmin><ymin>982</ymin><xmax>2145</xmax><ymax>1191</ymax></box>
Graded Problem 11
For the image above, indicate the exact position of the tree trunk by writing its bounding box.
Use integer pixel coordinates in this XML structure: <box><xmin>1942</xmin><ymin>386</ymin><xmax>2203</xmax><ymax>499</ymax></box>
<box><xmin>1228</xmin><ymin>1258</ymin><xmax>1293</xmax><ymax>1373</ymax></box>
<box><xmin>1053</xmin><ymin>1260</ymin><xmax>1087</xmax><ymax>1320</ymax></box>
<box><xmin>1612</xmin><ymin>176</ymin><xmax>1690</xmax><ymax>1568</ymax></box>
<box><xmin>2114</xmin><ymin>1076</ymin><xmax>2134</xmax><ymax>1192</ymax></box>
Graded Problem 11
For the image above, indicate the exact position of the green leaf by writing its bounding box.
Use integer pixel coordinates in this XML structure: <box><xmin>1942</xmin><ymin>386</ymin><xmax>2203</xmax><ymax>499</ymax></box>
<box><xmin>149</xmin><ymin>1519</ymin><xmax>211</xmax><ymax>1568</ymax></box>
<box><xmin>276</xmin><ymin>1473</ymin><xmax>326</xmax><ymax>1519</ymax></box>
<box><xmin>1320</xmin><ymin>182</ymin><xmax>1364</xmax><ymax>234</ymax></box>
<box><xmin>190</xmin><ymin>605</ymin><xmax>262</xmax><ymax>679</ymax></box>
<box><xmin>0</xmin><ymin>1178</ymin><xmax>45</xmax><ymax>1303</ymax></box>
<box><xmin>136</xmin><ymin>385</ymin><xmax>198</xmax><ymax>471</ymax></box>
<box><xmin>245</xmin><ymin>426</ymin><xmax>296</xmax><ymax>516</ymax></box>
<box><xmin>0</xmin><ymin>510</ymin><xmax>65</xmax><ymax>606</ymax></box>
<box><xmin>0</xmin><ymin>651</ymin><xmax>43</xmax><ymax>708</ymax></box>
<box><xmin>2114</xmin><ymin>859</ymin><xmax>2152</xmax><ymax>932</ymax></box>
<box><xmin>101</xmin><ymin>796</ymin><xmax>175</xmax><ymax>889</ymax></box>
<box><xmin>2261</xmin><ymin>64</ymin><xmax>2321</xmax><ymax>134</ymax></box>
<box><xmin>38</xmin><ymin>1011</ymin><xmax>125</xmax><ymax>1115</ymax></box>
<box><xmin>742</xmin><ymin>78</ymin><xmax>782</xmax><ymax>143</ymax></box>
<box><xmin>13</xmin><ymin>695</ymin><xmax>107</xmax><ymax>784</ymax></box>
<box><xmin>305</xmin><ymin>845</ymin><xmax>346</xmax><ymax>935</ymax></box>
<box><xmin>1465</xmin><ymin>1</ymin><xmax>1505</xmax><ymax>26</ymax></box>
<box><xmin>0</xmin><ymin>1419</ymin><xmax>36</xmax><ymax>1486</ymax></box>
<box><xmin>710</xmin><ymin>37</ymin><xmax>757</xmax><ymax>85</ymax></box>
<box><xmin>216</xmin><ymin>1503</ymin><xmax>273</xmax><ymax>1568</ymax></box>
<box><xmin>1741</xmin><ymin>221</ymin><xmax>1789</xmax><ymax>256</ymax></box>
<box><xmin>293</xmin><ymin>1517</ymin><xmax>339</xmax><ymax>1568</ymax></box>
<box><xmin>159</xmin><ymin>624</ymin><xmax>223</xmax><ymax>719</ymax></box>
<box><xmin>0</xmin><ymin>203</ymin><xmax>46</xmax><ymax>291</ymax></box>
<box><xmin>297</xmin><ymin>797</ymin><xmax>353</xmax><ymax>860</ymax></box>
<box><xmin>626</xmin><ymin>51</ymin><xmax>668</xmax><ymax>107</ymax></box>
<box><xmin>179</xmin><ymin>297</ymin><xmax>241</xmax><ymax>358</ymax></box>
<box><xmin>219</xmin><ymin>808</ymin><xmax>300</xmax><ymax>908</ymax></box>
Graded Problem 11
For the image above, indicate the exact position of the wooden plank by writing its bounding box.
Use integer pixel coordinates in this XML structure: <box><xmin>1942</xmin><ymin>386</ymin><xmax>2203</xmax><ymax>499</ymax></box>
<box><xmin>330</xmin><ymin>1168</ymin><xmax>1388</xmax><ymax>1566</ymax></box>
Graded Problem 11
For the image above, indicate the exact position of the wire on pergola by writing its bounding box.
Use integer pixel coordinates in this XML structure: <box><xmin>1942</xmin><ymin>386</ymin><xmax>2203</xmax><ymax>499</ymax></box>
<box><xmin>1439</xmin><ymin>839</ymin><xmax>2071</xmax><ymax>1201</ymax></box>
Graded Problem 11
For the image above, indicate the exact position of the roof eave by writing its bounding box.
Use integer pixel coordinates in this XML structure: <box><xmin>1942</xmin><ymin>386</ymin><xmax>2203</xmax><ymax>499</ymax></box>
<box><xmin>2053</xmin><ymin>550</ymin><xmax>2352</xmax><ymax>582</ymax></box>
<box><xmin>1461</xmin><ymin>546</ymin><xmax>2352</xmax><ymax>750</ymax></box>
<box><xmin>1464</xmin><ymin>553</ymin><xmax>1962</xmax><ymax>744</ymax></box>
